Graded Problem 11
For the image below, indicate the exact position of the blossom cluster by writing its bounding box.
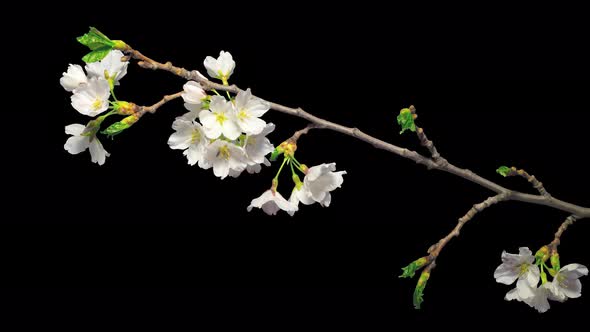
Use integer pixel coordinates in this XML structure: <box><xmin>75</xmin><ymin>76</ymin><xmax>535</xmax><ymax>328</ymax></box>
<box><xmin>494</xmin><ymin>247</ymin><xmax>588</xmax><ymax>313</ymax></box>
<box><xmin>61</xmin><ymin>50</ymin><xmax>129</xmax><ymax>165</ymax></box>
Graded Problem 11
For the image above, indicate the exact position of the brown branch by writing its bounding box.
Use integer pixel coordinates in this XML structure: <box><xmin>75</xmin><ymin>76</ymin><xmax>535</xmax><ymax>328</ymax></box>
<box><xmin>136</xmin><ymin>92</ymin><xmax>183</xmax><ymax>118</ymax></box>
<box><xmin>504</xmin><ymin>166</ymin><xmax>550</xmax><ymax>197</ymax></box>
<box><xmin>409</xmin><ymin>105</ymin><xmax>447</xmax><ymax>166</ymax></box>
<box><xmin>121</xmin><ymin>46</ymin><xmax>590</xmax><ymax>219</ymax></box>
<box><xmin>289</xmin><ymin>124</ymin><xmax>320</xmax><ymax>143</ymax></box>
<box><xmin>425</xmin><ymin>193</ymin><xmax>510</xmax><ymax>267</ymax></box>
<box><xmin>547</xmin><ymin>215</ymin><xmax>579</xmax><ymax>253</ymax></box>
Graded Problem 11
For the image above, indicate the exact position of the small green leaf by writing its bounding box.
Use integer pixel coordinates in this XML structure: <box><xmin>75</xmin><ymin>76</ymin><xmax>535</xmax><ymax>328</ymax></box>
<box><xmin>82</xmin><ymin>46</ymin><xmax>112</xmax><ymax>63</ymax></box>
<box><xmin>101</xmin><ymin>114</ymin><xmax>140</xmax><ymax>138</ymax></box>
<box><xmin>413</xmin><ymin>271</ymin><xmax>430</xmax><ymax>310</ymax></box>
<box><xmin>270</xmin><ymin>146</ymin><xmax>285</xmax><ymax>162</ymax></box>
<box><xmin>77</xmin><ymin>27</ymin><xmax>114</xmax><ymax>50</ymax></box>
<box><xmin>101</xmin><ymin>121</ymin><xmax>131</xmax><ymax>138</ymax></box>
<box><xmin>399</xmin><ymin>257</ymin><xmax>428</xmax><ymax>278</ymax></box>
<box><xmin>496</xmin><ymin>166</ymin><xmax>511</xmax><ymax>177</ymax></box>
<box><xmin>397</xmin><ymin>108</ymin><xmax>416</xmax><ymax>134</ymax></box>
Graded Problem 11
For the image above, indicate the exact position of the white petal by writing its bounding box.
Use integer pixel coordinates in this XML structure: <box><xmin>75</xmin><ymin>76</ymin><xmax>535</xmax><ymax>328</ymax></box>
<box><xmin>204</xmin><ymin>56</ymin><xmax>220</xmax><ymax>78</ymax></box>
<box><xmin>246</xmin><ymin>163</ymin><xmax>262</xmax><ymax>174</ymax></box>
<box><xmin>560</xmin><ymin>264</ymin><xmax>589</xmax><ymax>280</ymax></box>
<box><xmin>64</xmin><ymin>136</ymin><xmax>90</xmax><ymax>155</ymax></box>
<box><xmin>182</xmin><ymin>81</ymin><xmax>206</xmax><ymax>104</ymax></box>
<box><xmin>248</xmin><ymin>190</ymin><xmax>275</xmax><ymax>211</ymax></box>
<box><xmin>212</xmin><ymin>159</ymin><xmax>230</xmax><ymax>179</ymax></box>
<box><xmin>221</xmin><ymin>119</ymin><xmax>241</xmax><ymax>140</ymax></box>
<box><xmin>261</xmin><ymin>201</ymin><xmax>281</xmax><ymax>216</ymax></box>
<box><xmin>517</xmin><ymin>277</ymin><xmax>536</xmax><ymax>299</ymax></box>
<box><xmin>525</xmin><ymin>265</ymin><xmax>540</xmax><ymax>287</ymax></box>
<box><xmin>494</xmin><ymin>263</ymin><xmax>519</xmax><ymax>285</ymax></box>
<box><xmin>60</xmin><ymin>64</ymin><xmax>87</xmax><ymax>91</ymax></box>
<box><xmin>518</xmin><ymin>247</ymin><xmax>535</xmax><ymax>264</ymax></box>
<box><xmin>235</xmin><ymin>88</ymin><xmax>252</xmax><ymax>109</ymax></box>
<box><xmin>239</xmin><ymin>116</ymin><xmax>266</xmax><ymax>136</ymax></box>
<box><xmin>89</xmin><ymin>138</ymin><xmax>109</xmax><ymax>165</ymax></box>
<box><xmin>184</xmin><ymin>103</ymin><xmax>202</xmax><ymax>112</ymax></box>
<box><xmin>168</xmin><ymin>127</ymin><xmax>193</xmax><ymax>150</ymax></box>
<box><xmin>505</xmin><ymin>288</ymin><xmax>522</xmax><ymax>301</ymax></box>
<box><xmin>288</xmin><ymin>189</ymin><xmax>301</xmax><ymax>216</ymax></box>
<box><xmin>245</xmin><ymin>99</ymin><xmax>270</xmax><ymax>117</ymax></box>
<box><xmin>65</xmin><ymin>124</ymin><xmax>85</xmax><ymax>136</ymax></box>
<box><xmin>296</xmin><ymin>187</ymin><xmax>316</xmax><ymax>206</ymax></box>
<box><xmin>184</xmin><ymin>144</ymin><xmax>205</xmax><ymax>166</ymax></box>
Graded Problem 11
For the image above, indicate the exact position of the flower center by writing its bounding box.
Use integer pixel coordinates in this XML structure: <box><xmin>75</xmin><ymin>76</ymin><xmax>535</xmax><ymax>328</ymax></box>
<box><xmin>247</xmin><ymin>136</ymin><xmax>256</xmax><ymax>146</ymax></box>
<box><xmin>218</xmin><ymin>145</ymin><xmax>231</xmax><ymax>160</ymax></box>
<box><xmin>215</xmin><ymin>112</ymin><xmax>228</xmax><ymax>125</ymax></box>
<box><xmin>238</xmin><ymin>109</ymin><xmax>249</xmax><ymax>120</ymax></box>
<box><xmin>190</xmin><ymin>129</ymin><xmax>201</xmax><ymax>144</ymax></box>
<box><xmin>518</xmin><ymin>263</ymin><xmax>529</xmax><ymax>276</ymax></box>
<box><xmin>92</xmin><ymin>98</ymin><xmax>103</xmax><ymax>111</ymax></box>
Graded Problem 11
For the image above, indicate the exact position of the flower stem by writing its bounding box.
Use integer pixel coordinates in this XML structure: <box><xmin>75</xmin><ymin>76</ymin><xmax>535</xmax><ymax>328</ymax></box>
<box><xmin>273</xmin><ymin>157</ymin><xmax>289</xmax><ymax>181</ymax></box>
<box><xmin>211</xmin><ymin>89</ymin><xmax>221</xmax><ymax>96</ymax></box>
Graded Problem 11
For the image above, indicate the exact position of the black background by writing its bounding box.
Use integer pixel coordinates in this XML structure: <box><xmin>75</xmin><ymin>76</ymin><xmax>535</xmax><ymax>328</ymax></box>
<box><xmin>4</xmin><ymin>3</ymin><xmax>590</xmax><ymax>329</ymax></box>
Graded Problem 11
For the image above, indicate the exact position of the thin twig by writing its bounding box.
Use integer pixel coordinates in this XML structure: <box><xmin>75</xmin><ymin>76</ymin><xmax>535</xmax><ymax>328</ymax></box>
<box><xmin>121</xmin><ymin>46</ymin><xmax>590</xmax><ymax>218</ymax></box>
<box><xmin>136</xmin><ymin>92</ymin><xmax>183</xmax><ymax>118</ymax></box>
<box><xmin>410</xmin><ymin>105</ymin><xmax>447</xmax><ymax>166</ymax></box>
<box><xmin>504</xmin><ymin>166</ymin><xmax>551</xmax><ymax>197</ymax></box>
<box><xmin>426</xmin><ymin>193</ymin><xmax>510</xmax><ymax>265</ymax></box>
<box><xmin>548</xmin><ymin>215</ymin><xmax>579</xmax><ymax>253</ymax></box>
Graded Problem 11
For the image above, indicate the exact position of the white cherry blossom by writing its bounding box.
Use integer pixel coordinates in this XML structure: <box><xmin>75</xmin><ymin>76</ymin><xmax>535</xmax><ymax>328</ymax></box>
<box><xmin>494</xmin><ymin>247</ymin><xmax>540</xmax><ymax>299</ymax></box>
<box><xmin>234</xmin><ymin>88</ymin><xmax>270</xmax><ymax>135</ymax></box>
<box><xmin>244</xmin><ymin>123</ymin><xmax>275</xmax><ymax>165</ymax></box>
<box><xmin>168</xmin><ymin>110</ymin><xmax>208</xmax><ymax>166</ymax></box>
<box><xmin>247</xmin><ymin>189</ymin><xmax>298</xmax><ymax>216</ymax></box>
<box><xmin>85</xmin><ymin>50</ymin><xmax>129</xmax><ymax>85</ymax></box>
<box><xmin>70</xmin><ymin>77</ymin><xmax>111</xmax><ymax>117</ymax></box>
<box><xmin>182</xmin><ymin>81</ymin><xmax>207</xmax><ymax>112</ymax></box>
<box><xmin>203</xmin><ymin>50</ymin><xmax>235</xmax><ymax>81</ymax></box>
<box><xmin>64</xmin><ymin>124</ymin><xmax>109</xmax><ymax>165</ymax></box>
<box><xmin>60</xmin><ymin>64</ymin><xmax>88</xmax><ymax>91</ymax></box>
<box><xmin>549</xmin><ymin>263</ymin><xmax>588</xmax><ymax>300</ymax></box>
<box><xmin>199</xmin><ymin>95</ymin><xmax>240</xmax><ymax>140</ymax></box>
<box><xmin>201</xmin><ymin>140</ymin><xmax>247</xmax><ymax>179</ymax></box>
<box><xmin>302</xmin><ymin>163</ymin><xmax>346</xmax><ymax>207</ymax></box>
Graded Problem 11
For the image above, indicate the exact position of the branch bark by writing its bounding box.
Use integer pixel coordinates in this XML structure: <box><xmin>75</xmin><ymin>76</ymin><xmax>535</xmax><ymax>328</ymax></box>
<box><xmin>123</xmin><ymin>46</ymin><xmax>590</xmax><ymax>219</ymax></box>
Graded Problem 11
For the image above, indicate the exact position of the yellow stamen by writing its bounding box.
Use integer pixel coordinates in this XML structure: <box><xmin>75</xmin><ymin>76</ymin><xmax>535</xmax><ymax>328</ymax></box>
<box><xmin>218</xmin><ymin>145</ymin><xmax>231</xmax><ymax>160</ymax></box>
<box><xmin>91</xmin><ymin>99</ymin><xmax>102</xmax><ymax>111</ymax></box>
<box><xmin>190</xmin><ymin>129</ymin><xmax>201</xmax><ymax>144</ymax></box>
<box><xmin>215</xmin><ymin>112</ymin><xmax>228</xmax><ymax>125</ymax></box>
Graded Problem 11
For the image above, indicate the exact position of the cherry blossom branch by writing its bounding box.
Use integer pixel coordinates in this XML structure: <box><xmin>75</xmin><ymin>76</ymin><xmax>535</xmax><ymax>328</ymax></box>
<box><xmin>138</xmin><ymin>92</ymin><xmax>183</xmax><ymax>115</ymax></box>
<box><xmin>121</xmin><ymin>46</ymin><xmax>590</xmax><ymax>219</ymax></box>
<box><xmin>502</xmin><ymin>166</ymin><xmax>551</xmax><ymax>197</ymax></box>
<box><xmin>409</xmin><ymin>105</ymin><xmax>446</xmax><ymax>166</ymax></box>
<box><xmin>547</xmin><ymin>215</ymin><xmax>579</xmax><ymax>253</ymax></box>
<box><xmin>289</xmin><ymin>124</ymin><xmax>320</xmax><ymax>143</ymax></box>
<box><xmin>426</xmin><ymin>193</ymin><xmax>510</xmax><ymax>263</ymax></box>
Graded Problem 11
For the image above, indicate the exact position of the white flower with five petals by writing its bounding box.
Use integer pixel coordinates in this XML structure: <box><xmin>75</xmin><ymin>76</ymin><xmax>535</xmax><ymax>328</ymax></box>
<box><xmin>247</xmin><ymin>189</ymin><xmax>298</xmax><ymax>216</ymax></box>
<box><xmin>64</xmin><ymin>124</ymin><xmax>109</xmax><ymax>165</ymax></box>
<box><xmin>201</xmin><ymin>140</ymin><xmax>248</xmax><ymax>179</ymax></box>
<box><xmin>549</xmin><ymin>263</ymin><xmax>588</xmax><ymax>300</ymax></box>
<box><xmin>70</xmin><ymin>77</ymin><xmax>111</xmax><ymax>117</ymax></box>
<box><xmin>505</xmin><ymin>282</ymin><xmax>552</xmax><ymax>313</ymax></box>
<box><xmin>168</xmin><ymin>110</ymin><xmax>208</xmax><ymax>166</ymax></box>
<box><xmin>234</xmin><ymin>88</ymin><xmax>270</xmax><ymax>135</ymax></box>
<box><xmin>494</xmin><ymin>247</ymin><xmax>540</xmax><ymax>300</ymax></box>
<box><xmin>302</xmin><ymin>163</ymin><xmax>346</xmax><ymax>207</ymax></box>
<box><xmin>85</xmin><ymin>50</ymin><xmax>129</xmax><ymax>85</ymax></box>
<box><xmin>199</xmin><ymin>95</ymin><xmax>240</xmax><ymax>140</ymax></box>
<box><xmin>244</xmin><ymin>123</ymin><xmax>275</xmax><ymax>165</ymax></box>
<box><xmin>182</xmin><ymin>81</ymin><xmax>207</xmax><ymax>112</ymax></box>
<box><xmin>60</xmin><ymin>64</ymin><xmax>88</xmax><ymax>91</ymax></box>
<box><xmin>203</xmin><ymin>51</ymin><xmax>235</xmax><ymax>81</ymax></box>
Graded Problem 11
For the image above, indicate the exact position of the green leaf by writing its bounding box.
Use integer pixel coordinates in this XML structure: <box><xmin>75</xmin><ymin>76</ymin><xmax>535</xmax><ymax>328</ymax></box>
<box><xmin>270</xmin><ymin>146</ymin><xmax>285</xmax><ymax>162</ymax></box>
<box><xmin>397</xmin><ymin>108</ymin><xmax>416</xmax><ymax>134</ymax></box>
<box><xmin>77</xmin><ymin>27</ymin><xmax>114</xmax><ymax>50</ymax></box>
<box><xmin>101</xmin><ymin>121</ymin><xmax>131</xmax><ymax>138</ymax></box>
<box><xmin>413</xmin><ymin>272</ymin><xmax>430</xmax><ymax>310</ymax></box>
<box><xmin>82</xmin><ymin>46</ymin><xmax>112</xmax><ymax>63</ymax></box>
<box><xmin>399</xmin><ymin>257</ymin><xmax>428</xmax><ymax>278</ymax></box>
<box><xmin>496</xmin><ymin>166</ymin><xmax>511</xmax><ymax>177</ymax></box>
